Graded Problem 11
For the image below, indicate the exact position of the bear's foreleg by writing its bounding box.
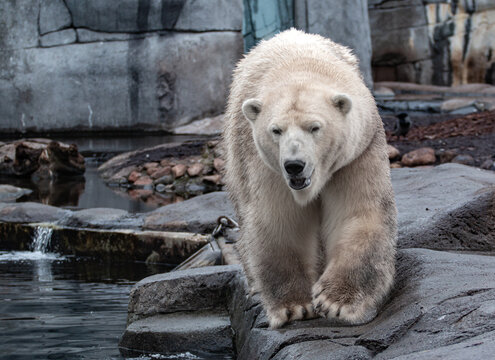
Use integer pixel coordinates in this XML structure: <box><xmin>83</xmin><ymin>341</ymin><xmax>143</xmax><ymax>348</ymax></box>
<box><xmin>312</xmin><ymin>211</ymin><xmax>396</xmax><ymax>324</ymax></box>
<box><xmin>242</xmin><ymin>213</ymin><xmax>320</xmax><ymax>329</ymax></box>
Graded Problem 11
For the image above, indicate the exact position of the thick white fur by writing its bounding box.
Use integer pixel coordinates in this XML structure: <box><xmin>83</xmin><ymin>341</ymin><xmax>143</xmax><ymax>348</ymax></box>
<box><xmin>223</xmin><ymin>29</ymin><xmax>397</xmax><ymax>329</ymax></box>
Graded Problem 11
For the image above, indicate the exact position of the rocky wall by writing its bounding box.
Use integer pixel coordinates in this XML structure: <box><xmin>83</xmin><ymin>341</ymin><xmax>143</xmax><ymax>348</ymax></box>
<box><xmin>0</xmin><ymin>0</ymin><xmax>243</xmax><ymax>133</ymax></box>
<box><xmin>369</xmin><ymin>0</ymin><xmax>495</xmax><ymax>86</ymax></box>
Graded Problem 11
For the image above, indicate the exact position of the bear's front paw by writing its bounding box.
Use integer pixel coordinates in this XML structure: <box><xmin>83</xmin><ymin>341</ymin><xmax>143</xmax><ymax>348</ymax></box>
<box><xmin>266</xmin><ymin>303</ymin><xmax>315</xmax><ymax>329</ymax></box>
<box><xmin>311</xmin><ymin>281</ymin><xmax>377</xmax><ymax>325</ymax></box>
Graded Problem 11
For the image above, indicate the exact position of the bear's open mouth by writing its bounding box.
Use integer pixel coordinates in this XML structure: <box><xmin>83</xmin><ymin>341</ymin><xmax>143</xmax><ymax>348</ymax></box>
<box><xmin>289</xmin><ymin>177</ymin><xmax>311</xmax><ymax>190</ymax></box>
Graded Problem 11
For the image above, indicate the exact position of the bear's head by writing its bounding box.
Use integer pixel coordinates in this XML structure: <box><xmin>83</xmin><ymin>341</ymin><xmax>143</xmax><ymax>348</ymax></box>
<box><xmin>242</xmin><ymin>81</ymin><xmax>369</xmax><ymax>205</ymax></box>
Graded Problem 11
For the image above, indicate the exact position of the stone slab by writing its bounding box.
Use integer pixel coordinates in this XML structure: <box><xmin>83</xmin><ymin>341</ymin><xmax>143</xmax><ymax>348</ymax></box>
<box><xmin>0</xmin><ymin>202</ymin><xmax>70</xmax><ymax>223</ymax></box>
<box><xmin>66</xmin><ymin>0</ymin><xmax>242</xmax><ymax>32</ymax></box>
<box><xmin>143</xmin><ymin>191</ymin><xmax>235</xmax><ymax>233</ymax></box>
<box><xmin>62</xmin><ymin>208</ymin><xmax>130</xmax><ymax>229</ymax></box>
<box><xmin>127</xmin><ymin>265</ymin><xmax>241</xmax><ymax>323</ymax></box>
<box><xmin>119</xmin><ymin>311</ymin><xmax>234</xmax><ymax>358</ymax></box>
<box><xmin>40</xmin><ymin>29</ymin><xmax>77</xmax><ymax>47</ymax></box>
<box><xmin>39</xmin><ymin>0</ymin><xmax>72</xmax><ymax>35</ymax></box>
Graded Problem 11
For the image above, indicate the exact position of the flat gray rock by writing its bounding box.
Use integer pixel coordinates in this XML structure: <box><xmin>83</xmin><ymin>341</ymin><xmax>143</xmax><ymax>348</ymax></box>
<box><xmin>128</xmin><ymin>265</ymin><xmax>241</xmax><ymax>323</ymax></box>
<box><xmin>40</xmin><ymin>29</ymin><xmax>77</xmax><ymax>47</ymax></box>
<box><xmin>0</xmin><ymin>202</ymin><xmax>70</xmax><ymax>223</ymax></box>
<box><xmin>119</xmin><ymin>311</ymin><xmax>233</xmax><ymax>358</ymax></box>
<box><xmin>62</xmin><ymin>208</ymin><xmax>130</xmax><ymax>229</ymax></box>
<box><xmin>0</xmin><ymin>185</ymin><xmax>32</xmax><ymax>202</ymax></box>
<box><xmin>143</xmin><ymin>191</ymin><xmax>235</xmax><ymax>233</ymax></box>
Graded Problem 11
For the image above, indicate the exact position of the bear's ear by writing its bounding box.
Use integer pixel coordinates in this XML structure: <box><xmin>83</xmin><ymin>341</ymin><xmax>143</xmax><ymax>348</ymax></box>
<box><xmin>242</xmin><ymin>99</ymin><xmax>262</xmax><ymax>123</ymax></box>
<box><xmin>332</xmin><ymin>94</ymin><xmax>352</xmax><ymax>115</ymax></box>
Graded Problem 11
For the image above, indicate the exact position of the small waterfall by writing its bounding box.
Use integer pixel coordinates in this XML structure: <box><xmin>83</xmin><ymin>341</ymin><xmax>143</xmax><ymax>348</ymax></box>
<box><xmin>31</xmin><ymin>226</ymin><xmax>54</xmax><ymax>253</ymax></box>
<box><xmin>0</xmin><ymin>226</ymin><xmax>62</xmax><ymax>262</ymax></box>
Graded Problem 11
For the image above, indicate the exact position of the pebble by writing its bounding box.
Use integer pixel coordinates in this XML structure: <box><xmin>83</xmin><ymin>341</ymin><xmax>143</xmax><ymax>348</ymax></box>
<box><xmin>128</xmin><ymin>171</ymin><xmax>141</xmax><ymax>183</ymax></box>
<box><xmin>172</xmin><ymin>164</ymin><xmax>187</xmax><ymax>178</ymax></box>
<box><xmin>203</xmin><ymin>174</ymin><xmax>222</xmax><ymax>185</ymax></box>
<box><xmin>187</xmin><ymin>163</ymin><xmax>204</xmax><ymax>177</ymax></box>
<box><xmin>143</xmin><ymin>162</ymin><xmax>159</xmax><ymax>171</ymax></box>
<box><xmin>481</xmin><ymin>159</ymin><xmax>495</xmax><ymax>171</ymax></box>
<box><xmin>154</xmin><ymin>174</ymin><xmax>174</xmax><ymax>185</ymax></box>
<box><xmin>151</xmin><ymin>166</ymin><xmax>172</xmax><ymax>180</ymax></box>
<box><xmin>436</xmin><ymin>149</ymin><xmax>458</xmax><ymax>163</ymax></box>
<box><xmin>133</xmin><ymin>176</ymin><xmax>153</xmax><ymax>188</ymax></box>
<box><xmin>155</xmin><ymin>183</ymin><xmax>166</xmax><ymax>193</ymax></box>
<box><xmin>451</xmin><ymin>154</ymin><xmax>475</xmax><ymax>166</ymax></box>
<box><xmin>401</xmin><ymin>147</ymin><xmax>436</xmax><ymax>167</ymax></box>
<box><xmin>213</xmin><ymin>158</ymin><xmax>225</xmax><ymax>172</ymax></box>
<box><xmin>387</xmin><ymin>145</ymin><xmax>400</xmax><ymax>160</ymax></box>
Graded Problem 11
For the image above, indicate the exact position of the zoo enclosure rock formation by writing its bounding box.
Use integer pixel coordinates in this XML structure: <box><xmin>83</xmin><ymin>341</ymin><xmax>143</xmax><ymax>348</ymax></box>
<box><xmin>119</xmin><ymin>164</ymin><xmax>495</xmax><ymax>358</ymax></box>
<box><xmin>0</xmin><ymin>0</ymin><xmax>243</xmax><ymax>133</ymax></box>
<box><xmin>369</xmin><ymin>0</ymin><xmax>495</xmax><ymax>85</ymax></box>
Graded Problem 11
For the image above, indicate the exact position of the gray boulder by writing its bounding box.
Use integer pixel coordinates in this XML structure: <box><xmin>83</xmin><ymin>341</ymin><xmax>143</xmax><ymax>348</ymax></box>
<box><xmin>62</xmin><ymin>208</ymin><xmax>130</xmax><ymax>229</ymax></box>
<box><xmin>0</xmin><ymin>202</ymin><xmax>70</xmax><ymax>223</ymax></box>
<box><xmin>143</xmin><ymin>191</ymin><xmax>235</xmax><ymax>233</ymax></box>
<box><xmin>393</xmin><ymin>164</ymin><xmax>495</xmax><ymax>251</ymax></box>
<box><xmin>0</xmin><ymin>185</ymin><xmax>32</xmax><ymax>202</ymax></box>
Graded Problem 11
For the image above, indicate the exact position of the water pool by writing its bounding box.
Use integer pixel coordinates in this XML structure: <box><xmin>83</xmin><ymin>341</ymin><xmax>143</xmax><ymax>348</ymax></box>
<box><xmin>0</xmin><ymin>252</ymin><xmax>172</xmax><ymax>359</ymax></box>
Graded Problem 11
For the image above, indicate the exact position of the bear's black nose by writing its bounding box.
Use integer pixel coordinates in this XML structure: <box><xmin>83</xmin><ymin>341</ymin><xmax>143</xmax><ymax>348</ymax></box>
<box><xmin>284</xmin><ymin>160</ymin><xmax>305</xmax><ymax>176</ymax></box>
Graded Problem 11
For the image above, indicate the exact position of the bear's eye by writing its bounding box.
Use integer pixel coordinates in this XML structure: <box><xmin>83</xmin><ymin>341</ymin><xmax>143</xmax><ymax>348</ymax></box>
<box><xmin>310</xmin><ymin>125</ymin><xmax>320</xmax><ymax>134</ymax></box>
<box><xmin>271</xmin><ymin>127</ymin><xmax>282</xmax><ymax>136</ymax></box>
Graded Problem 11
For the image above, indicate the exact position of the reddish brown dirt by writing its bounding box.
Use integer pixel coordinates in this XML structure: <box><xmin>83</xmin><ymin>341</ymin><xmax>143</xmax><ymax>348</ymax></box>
<box><xmin>383</xmin><ymin>111</ymin><xmax>495</xmax><ymax>167</ymax></box>
<box><xmin>387</xmin><ymin>110</ymin><xmax>495</xmax><ymax>141</ymax></box>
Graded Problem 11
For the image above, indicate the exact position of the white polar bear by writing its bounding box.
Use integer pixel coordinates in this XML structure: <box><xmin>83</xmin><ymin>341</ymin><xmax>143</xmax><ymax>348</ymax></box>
<box><xmin>223</xmin><ymin>29</ymin><xmax>397</xmax><ymax>329</ymax></box>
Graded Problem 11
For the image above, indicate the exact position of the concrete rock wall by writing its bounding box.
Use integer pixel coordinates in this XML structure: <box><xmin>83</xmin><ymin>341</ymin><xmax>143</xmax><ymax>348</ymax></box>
<box><xmin>369</xmin><ymin>0</ymin><xmax>495</xmax><ymax>86</ymax></box>
<box><xmin>295</xmin><ymin>0</ymin><xmax>373</xmax><ymax>88</ymax></box>
<box><xmin>0</xmin><ymin>0</ymin><xmax>243</xmax><ymax>133</ymax></box>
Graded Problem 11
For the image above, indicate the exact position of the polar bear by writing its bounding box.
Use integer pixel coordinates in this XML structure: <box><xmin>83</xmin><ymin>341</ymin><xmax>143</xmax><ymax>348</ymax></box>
<box><xmin>223</xmin><ymin>29</ymin><xmax>397</xmax><ymax>329</ymax></box>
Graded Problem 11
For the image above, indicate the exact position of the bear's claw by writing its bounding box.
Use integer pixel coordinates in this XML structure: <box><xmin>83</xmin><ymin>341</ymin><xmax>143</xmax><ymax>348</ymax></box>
<box><xmin>267</xmin><ymin>303</ymin><xmax>316</xmax><ymax>329</ymax></box>
<box><xmin>311</xmin><ymin>281</ymin><xmax>377</xmax><ymax>324</ymax></box>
